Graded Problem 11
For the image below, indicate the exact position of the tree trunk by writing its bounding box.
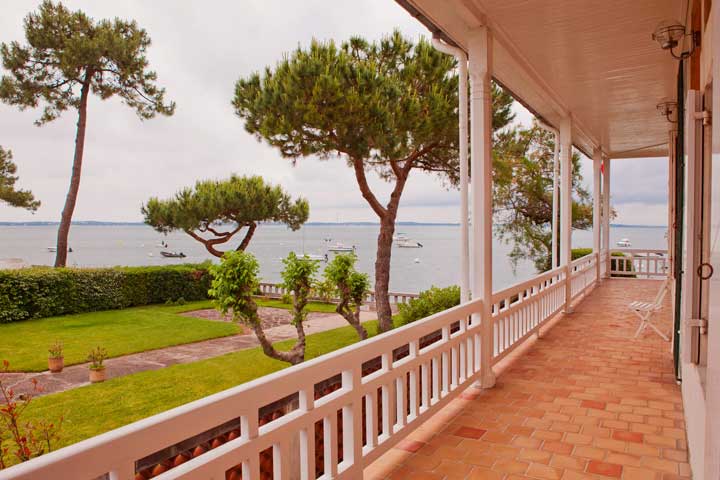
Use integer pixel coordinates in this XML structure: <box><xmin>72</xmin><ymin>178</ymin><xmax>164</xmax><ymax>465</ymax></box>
<box><xmin>250</xmin><ymin>322</ymin><xmax>305</xmax><ymax>365</ymax></box>
<box><xmin>337</xmin><ymin>301</ymin><xmax>368</xmax><ymax>340</ymax></box>
<box><xmin>54</xmin><ymin>76</ymin><xmax>91</xmax><ymax>267</ymax></box>
<box><xmin>351</xmin><ymin>157</ymin><xmax>412</xmax><ymax>333</ymax></box>
<box><xmin>374</xmin><ymin>213</ymin><xmax>397</xmax><ymax>332</ymax></box>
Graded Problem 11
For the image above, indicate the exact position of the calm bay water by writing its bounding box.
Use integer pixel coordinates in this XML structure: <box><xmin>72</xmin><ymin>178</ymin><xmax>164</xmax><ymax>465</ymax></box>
<box><xmin>0</xmin><ymin>224</ymin><xmax>667</xmax><ymax>293</ymax></box>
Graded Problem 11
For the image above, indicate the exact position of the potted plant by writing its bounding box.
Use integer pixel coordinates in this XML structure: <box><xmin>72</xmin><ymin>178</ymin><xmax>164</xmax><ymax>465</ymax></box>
<box><xmin>48</xmin><ymin>341</ymin><xmax>64</xmax><ymax>373</ymax></box>
<box><xmin>87</xmin><ymin>346</ymin><xmax>108</xmax><ymax>383</ymax></box>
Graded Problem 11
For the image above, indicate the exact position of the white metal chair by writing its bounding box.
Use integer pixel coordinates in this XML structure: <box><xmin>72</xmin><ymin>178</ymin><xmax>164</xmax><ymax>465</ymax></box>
<box><xmin>629</xmin><ymin>276</ymin><xmax>670</xmax><ymax>341</ymax></box>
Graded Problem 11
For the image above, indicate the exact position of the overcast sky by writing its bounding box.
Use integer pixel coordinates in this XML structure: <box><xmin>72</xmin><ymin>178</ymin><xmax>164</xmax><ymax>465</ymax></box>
<box><xmin>0</xmin><ymin>0</ymin><xmax>668</xmax><ymax>225</ymax></box>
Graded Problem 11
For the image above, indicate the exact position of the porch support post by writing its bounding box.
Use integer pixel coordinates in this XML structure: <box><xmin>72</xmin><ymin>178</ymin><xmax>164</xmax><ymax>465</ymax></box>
<box><xmin>667</xmin><ymin>130</ymin><xmax>676</xmax><ymax>278</ymax></box>
<box><xmin>559</xmin><ymin>117</ymin><xmax>573</xmax><ymax>312</ymax></box>
<box><xmin>431</xmin><ymin>37</ymin><xmax>470</xmax><ymax>303</ymax></box>
<box><xmin>468</xmin><ymin>25</ymin><xmax>495</xmax><ymax>389</ymax></box>
<box><xmin>602</xmin><ymin>157</ymin><xmax>611</xmax><ymax>277</ymax></box>
<box><xmin>592</xmin><ymin>147</ymin><xmax>602</xmax><ymax>282</ymax></box>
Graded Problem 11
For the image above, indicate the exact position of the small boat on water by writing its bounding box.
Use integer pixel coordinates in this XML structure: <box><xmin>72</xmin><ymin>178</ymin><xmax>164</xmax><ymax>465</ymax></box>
<box><xmin>616</xmin><ymin>238</ymin><xmax>632</xmax><ymax>247</ymax></box>
<box><xmin>47</xmin><ymin>246</ymin><xmax>72</xmax><ymax>253</ymax></box>
<box><xmin>160</xmin><ymin>251</ymin><xmax>186</xmax><ymax>258</ymax></box>
<box><xmin>327</xmin><ymin>243</ymin><xmax>355</xmax><ymax>253</ymax></box>
<box><xmin>296</xmin><ymin>253</ymin><xmax>328</xmax><ymax>262</ymax></box>
<box><xmin>397</xmin><ymin>239</ymin><xmax>423</xmax><ymax>248</ymax></box>
<box><xmin>393</xmin><ymin>233</ymin><xmax>409</xmax><ymax>241</ymax></box>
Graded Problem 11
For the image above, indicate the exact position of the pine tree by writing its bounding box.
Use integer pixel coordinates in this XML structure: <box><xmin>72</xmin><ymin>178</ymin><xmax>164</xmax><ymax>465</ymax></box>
<box><xmin>0</xmin><ymin>1</ymin><xmax>175</xmax><ymax>266</ymax></box>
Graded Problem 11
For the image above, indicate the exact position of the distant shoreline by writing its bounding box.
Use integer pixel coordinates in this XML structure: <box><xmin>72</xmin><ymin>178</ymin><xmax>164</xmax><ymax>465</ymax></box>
<box><xmin>0</xmin><ymin>221</ymin><xmax>668</xmax><ymax>228</ymax></box>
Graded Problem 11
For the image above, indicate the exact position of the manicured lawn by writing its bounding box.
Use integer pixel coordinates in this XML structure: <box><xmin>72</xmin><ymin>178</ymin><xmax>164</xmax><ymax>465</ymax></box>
<box><xmin>0</xmin><ymin>298</ymin><xmax>339</xmax><ymax>373</ymax></box>
<box><xmin>23</xmin><ymin>321</ymin><xmax>381</xmax><ymax>449</ymax></box>
<box><xmin>0</xmin><ymin>301</ymin><xmax>238</xmax><ymax>372</ymax></box>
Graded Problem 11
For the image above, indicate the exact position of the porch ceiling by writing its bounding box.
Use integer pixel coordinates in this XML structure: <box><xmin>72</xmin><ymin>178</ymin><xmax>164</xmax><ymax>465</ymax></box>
<box><xmin>398</xmin><ymin>0</ymin><xmax>682</xmax><ymax>159</ymax></box>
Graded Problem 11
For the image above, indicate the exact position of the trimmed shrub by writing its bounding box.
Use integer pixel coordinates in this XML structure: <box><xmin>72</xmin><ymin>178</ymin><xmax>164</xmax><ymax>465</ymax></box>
<box><xmin>396</xmin><ymin>285</ymin><xmax>460</xmax><ymax>327</ymax></box>
<box><xmin>0</xmin><ymin>263</ymin><xmax>212</xmax><ymax>323</ymax></box>
<box><xmin>571</xmin><ymin>247</ymin><xmax>593</xmax><ymax>260</ymax></box>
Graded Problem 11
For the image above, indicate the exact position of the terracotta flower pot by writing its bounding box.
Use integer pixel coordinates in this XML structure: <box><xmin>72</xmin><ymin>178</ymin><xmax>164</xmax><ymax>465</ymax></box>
<box><xmin>89</xmin><ymin>367</ymin><xmax>106</xmax><ymax>383</ymax></box>
<box><xmin>48</xmin><ymin>356</ymin><xmax>64</xmax><ymax>373</ymax></box>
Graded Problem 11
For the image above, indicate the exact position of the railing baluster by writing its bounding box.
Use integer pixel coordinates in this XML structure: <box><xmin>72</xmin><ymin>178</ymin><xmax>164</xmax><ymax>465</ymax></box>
<box><xmin>323</xmin><ymin>413</ymin><xmax>338</xmax><ymax>477</ymax></box>
<box><xmin>365</xmin><ymin>390</ymin><xmax>378</xmax><ymax>450</ymax></box>
<box><xmin>242</xmin><ymin>456</ymin><xmax>260</xmax><ymax>480</ymax></box>
<box><xmin>441</xmin><ymin>326</ymin><xmax>450</xmax><ymax>396</ymax></box>
<box><xmin>381</xmin><ymin>353</ymin><xmax>394</xmax><ymax>441</ymax></box>
<box><xmin>458</xmin><ymin>318</ymin><xmax>467</xmax><ymax>382</ymax></box>
<box><xmin>408</xmin><ymin>341</ymin><xmax>419</xmax><ymax>420</ymax></box>
<box><xmin>342</xmin><ymin>368</ymin><xmax>362</xmax><ymax>469</ymax></box>
<box><xmin>273</xmin><ymin>440</ymin><xmax>290</xmax><ymax>480</ymax></box>
<box><xmin>465</xmin><ymin>335</ymin><xmax>474</xmax><ymax>378</ymax></box>
<box><xmin>420</xmin><ymin>362</ymin><xmax>430</xmax><ymax>411</ymax></box>
<box><xmin>299</xmin><ymin>388</ymin><xmax>315</xmax><ymax>480</ymax></box>
<box><xmin>431</xmin><ymin>356</ymin><xmax>440</xmax><ymax>403</ymax></box>
<box><xmin>395</xmin><ymin>375</ymin><xmax>406</xmax><ymax>429</ymax></box>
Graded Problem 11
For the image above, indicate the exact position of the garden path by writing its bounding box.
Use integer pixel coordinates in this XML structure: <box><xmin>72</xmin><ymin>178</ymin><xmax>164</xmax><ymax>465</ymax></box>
<box><xmin>0</xmin><ymin>309</ymin><xmax>377</xmax><ymax>397</ymax></box>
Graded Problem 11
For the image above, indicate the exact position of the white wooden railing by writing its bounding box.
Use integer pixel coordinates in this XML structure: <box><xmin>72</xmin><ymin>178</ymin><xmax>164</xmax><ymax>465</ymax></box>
<box><xmin>570</xmin><ymin>253</ymin><xmax>598</xmax><ymax>299</ymax></box>
<box><xmin>608</xmin><ymin>249</ymin><xmax>669</xmax><ymax>278</ymax></box>
<box><xmin>490</xmin><ymin>265</ymin><xmax>566</xmax><ymax>363</ymax></box>
<box><xmin>258</xmin><ymin>283</ymin><xmax>419</xmax><ymax>305</ymax></box>
<box><xmin>2</xmin><ymin>260</ymin><xmax>609</xmax><ymax>480</ymax></box>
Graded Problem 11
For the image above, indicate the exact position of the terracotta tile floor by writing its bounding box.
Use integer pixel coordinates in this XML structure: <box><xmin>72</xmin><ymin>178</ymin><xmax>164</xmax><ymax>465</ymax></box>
<box><xmin>366</xmin><ymin>279</ymin><xmax>690</xmax><ymax>480</ymax></box>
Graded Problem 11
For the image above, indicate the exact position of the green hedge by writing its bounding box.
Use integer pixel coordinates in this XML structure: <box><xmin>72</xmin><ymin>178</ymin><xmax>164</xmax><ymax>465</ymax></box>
<box><xmin>396</xmin><ymin>285</ymin><xmax>460</xmax><ymax>327</ymax></box>
<box><xmin>0</xmin><ymin>263</ymin><xmax>212</xmax><ymax>323</ymax></box>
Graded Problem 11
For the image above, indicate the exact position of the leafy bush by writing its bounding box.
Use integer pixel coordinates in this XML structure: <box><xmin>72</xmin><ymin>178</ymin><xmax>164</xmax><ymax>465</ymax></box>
<box><xmin>311</xmin><ymin>277</ymin><xmax>336</xmax><ymax>303</ymax></box>
<box><xmin>0</xmin><ymin>263</ymin><xmax>212</xmax><ymax>323</ymax></box>
<box><xmin>396</xmin><ymin>285</ymin><xmax>460</xmax><ymax>327</ymax></box>
<box><xmin>571</xmin><ymin>248</ymin><xmax>593</xmax><ymax>260</ymax></box>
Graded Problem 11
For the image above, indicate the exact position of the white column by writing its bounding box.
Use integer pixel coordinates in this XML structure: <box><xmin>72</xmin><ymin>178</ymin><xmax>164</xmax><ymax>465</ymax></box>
<box><xmin>469</xmin><ymin>26</ymin><xmax>495</xmax><ymax>389</ymax></box>
<box><xmin>431</xmin><ymin>38</ymin><xmax>470</xmax><ymax>303</ymax></box>
<box><xmin>459</xmin><ymin>59</ymin><xmax>470</xmax><ymax>304</ymax></box>
<box><xmin>667</xmin><ymin>130</ymin><xmax>676</xmax><ymax>278</ymax></box>
<box><xmin>602</xmin><ymin>157</ymin><xmax>611</xmax><ymax>276</ymax></box>
<box><xmin>592</xmin><ymin>147</ymin><xmax>602</xmax><ymax>282</ymax></box>
<box><xmin>551</xmin><ymin>131</ymin><xmax>560</xmax><ymax>268</ymax></box>
<box><xmin>559</xmin><ymin>117</ymin><xmax>573</xmax><ymax>312</ymax></box>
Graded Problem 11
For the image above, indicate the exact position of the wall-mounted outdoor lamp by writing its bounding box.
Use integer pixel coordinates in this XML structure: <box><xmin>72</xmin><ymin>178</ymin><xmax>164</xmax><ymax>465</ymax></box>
<box><xmin>652</xmin><ymin>20</ymin><xmax>699</xmax><ymax>60</ymax></box>
<box><xmin>656</xmin><ymin>100</ymin><xmax>678</xmax><ymax>123</ymax></box>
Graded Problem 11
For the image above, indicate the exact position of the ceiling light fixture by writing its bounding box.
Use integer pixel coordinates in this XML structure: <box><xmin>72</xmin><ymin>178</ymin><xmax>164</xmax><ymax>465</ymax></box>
<box><xmin>652</xmin><ymin>20</ymin><xmax>699</xmax><ymax>60</ymax></box>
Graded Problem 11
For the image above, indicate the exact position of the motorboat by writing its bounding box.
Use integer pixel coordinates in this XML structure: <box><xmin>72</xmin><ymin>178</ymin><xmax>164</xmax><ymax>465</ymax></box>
<box><xmin>47</xmin><ymin>246</ymin><xmax>72</xmax><ymax>253</ymax></box>
<box><xmin>160</xmin><ymin>251</ymin><xmax>186</xmax><ymax>258</ymax></box>
<box><xmin>616</xmin><ymin>238</ymin><xmax>632</xmax><ymax>247</ymax></box>
<box><xmin>327</xmin><ymin>243</ymin><xmax>355</xmax><ymax>253</ymax></box>
<box><xmin>396</xmin><ymin>239</ymin><xmax>423</xmax><ymax>248</ymax></box>
<box><xmin>393</xmin><ymin>233</ymin><xmax>409</xmax><ymax>241</ymax></box>
<box><xmin>297</xmin><ymin>253</ymin><xmax>328</xmax><ymax>262</ymax></box>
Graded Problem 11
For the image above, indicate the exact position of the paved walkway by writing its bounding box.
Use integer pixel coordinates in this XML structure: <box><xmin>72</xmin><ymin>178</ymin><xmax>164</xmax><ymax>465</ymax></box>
<box><xmin>366</xmin><ymin>279</ymin><xmax>689</xmax><ymax>480</ymax></box>
<box><xmin>0</xmin><ymin>310</ymin><xmax>377</xmax><ymax>397</ymax></box>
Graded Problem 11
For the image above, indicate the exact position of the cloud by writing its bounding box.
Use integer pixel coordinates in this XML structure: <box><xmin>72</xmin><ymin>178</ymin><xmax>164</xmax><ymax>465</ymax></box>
<box><xmin>0</xmin><ymin>0</ymin><xmax>669</xmax><ymax>226</ymax></box>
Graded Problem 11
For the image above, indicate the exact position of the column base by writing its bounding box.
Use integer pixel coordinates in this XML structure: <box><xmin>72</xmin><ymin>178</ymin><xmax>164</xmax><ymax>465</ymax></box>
<box><xmin>480</xmin><ymin>369</ymin><xmax>496</xmax><ymax>389</ymax></box>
